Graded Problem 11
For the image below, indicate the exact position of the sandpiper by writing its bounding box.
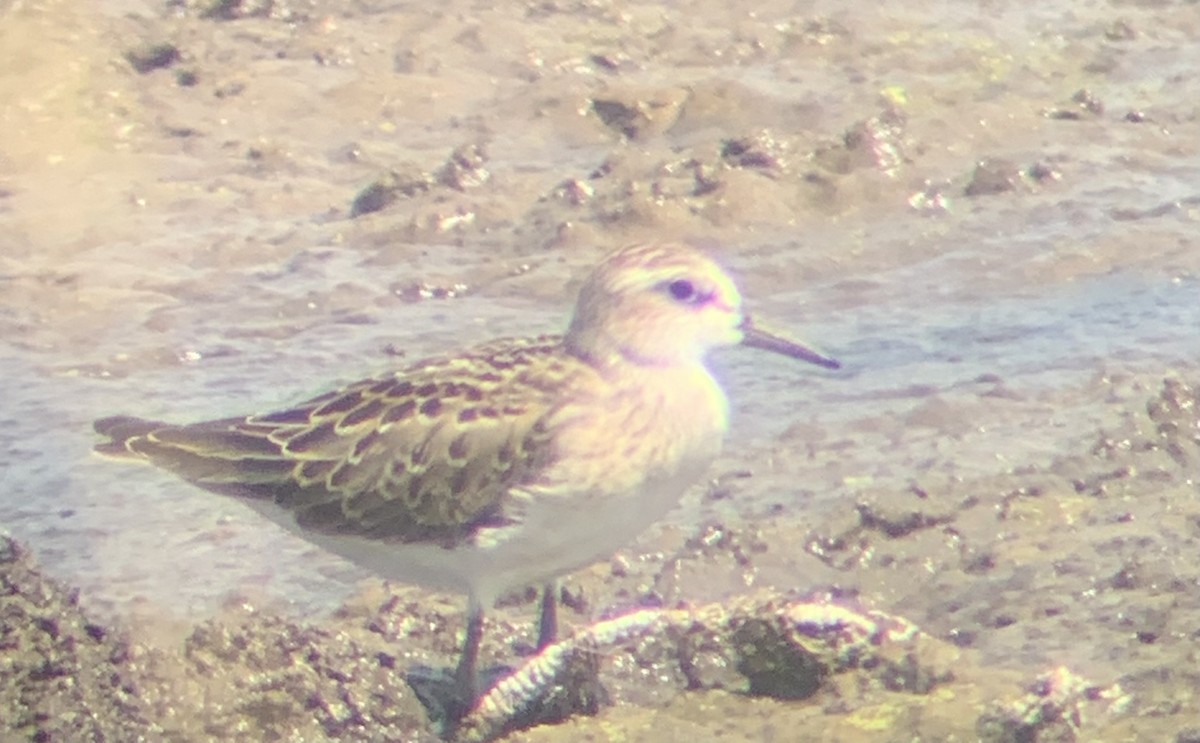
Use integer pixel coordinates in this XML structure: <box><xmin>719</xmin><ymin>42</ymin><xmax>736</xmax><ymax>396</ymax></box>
<box><xmin>94</xmin><ymin>242</ymin><xmax>839</xmax><ymax>727</ymax></box>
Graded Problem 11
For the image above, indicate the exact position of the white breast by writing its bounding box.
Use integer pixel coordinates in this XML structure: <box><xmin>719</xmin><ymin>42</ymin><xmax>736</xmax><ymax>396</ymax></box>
<box><xmin>240</xmin><ymin>362</ymin><xmax>730</xmax><ymax>611</ymax></box>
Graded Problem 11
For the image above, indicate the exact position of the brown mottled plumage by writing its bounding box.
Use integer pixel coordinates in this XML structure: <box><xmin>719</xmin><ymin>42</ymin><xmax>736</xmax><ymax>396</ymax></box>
<box><xmin>94</xmin><ymin>242</ymin><xmax>840</xmax><ymax>729</ymax></box>
<box><xmin>96</xmin><ymin>336</ymin><xmax>573</xmax><ymax>546</ymax></box>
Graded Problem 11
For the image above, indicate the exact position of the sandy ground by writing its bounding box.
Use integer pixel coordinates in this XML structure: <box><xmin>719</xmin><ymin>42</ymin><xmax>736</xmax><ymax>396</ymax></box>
<box><xmin>2</xmin><ymin>0</ymin><xmax>1200</xmax><ymax>740</ymax></box>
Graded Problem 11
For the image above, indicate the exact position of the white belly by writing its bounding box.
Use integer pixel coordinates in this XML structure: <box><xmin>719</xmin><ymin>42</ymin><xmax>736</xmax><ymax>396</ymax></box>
<box><xmin>256</xmin><ymin>451</ymin><xmax>712</xmax><ymax>608</ymax></box>
<box><xmin>243</xmin><ymin>362</ymin><xmax>728</xmax><ymax>608</ymax></box>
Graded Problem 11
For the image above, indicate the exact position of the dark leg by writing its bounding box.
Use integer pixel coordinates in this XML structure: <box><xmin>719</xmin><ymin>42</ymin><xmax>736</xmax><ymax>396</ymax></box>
<box><xmin>405</xmin><ymin>597</ymin><xmax>485</xmax><ymax>736</ymax></box>
<box><xmin>537</xmin><ymin>581</ymin><xmax>558</xmax><ymax>650</ymax></box>
<box><xmin>451</xmin><ymin>597</ymin><xmax>485</xmax><ymax>722</ymax></box>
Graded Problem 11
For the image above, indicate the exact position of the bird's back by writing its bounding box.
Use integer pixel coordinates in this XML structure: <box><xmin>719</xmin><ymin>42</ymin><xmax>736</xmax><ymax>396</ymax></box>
<box><xmin>94</xmin><ymin>335</ymin><xmax>586</xmax><ymax>546</ymax></box>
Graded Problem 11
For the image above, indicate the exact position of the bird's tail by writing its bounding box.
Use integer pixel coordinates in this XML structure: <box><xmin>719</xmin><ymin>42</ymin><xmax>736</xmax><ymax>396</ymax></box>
<box><xmin>93</xmin><ymin>416</ymin><xmax>167</xmax><ymax>459</ymax></box>
<box><xmin>93</xmin><ymin>414</ymin><xmax>303</xmax><ymax>489</ymax></box>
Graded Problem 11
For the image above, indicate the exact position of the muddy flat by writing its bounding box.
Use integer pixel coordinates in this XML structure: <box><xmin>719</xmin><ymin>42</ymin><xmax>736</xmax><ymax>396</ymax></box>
<box><xmin>1</xmin><ymin>1</ymin><xmax>1198</xmax><ymax>740</ymax></box>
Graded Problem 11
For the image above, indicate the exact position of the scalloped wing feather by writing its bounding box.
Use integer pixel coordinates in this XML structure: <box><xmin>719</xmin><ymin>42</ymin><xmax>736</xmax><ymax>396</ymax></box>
<box><xmin>93</xmin><ymin>335</ymin><xmax>580</xmax><ymax>545</ymax></box>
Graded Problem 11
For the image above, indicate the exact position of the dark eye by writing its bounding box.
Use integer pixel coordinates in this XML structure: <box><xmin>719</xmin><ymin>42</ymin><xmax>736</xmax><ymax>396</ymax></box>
<box><xmin>666</xmin><ymin>279</ymin><xmax>699</xmax><ymax>303</ymax></box>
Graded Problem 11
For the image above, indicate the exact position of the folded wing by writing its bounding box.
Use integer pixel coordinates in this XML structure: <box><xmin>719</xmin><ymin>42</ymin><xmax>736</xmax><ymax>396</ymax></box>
<box><xmin>94</xmin><ymin>336</ymin><xmax>579</xmax><ymax>546</ymax></box>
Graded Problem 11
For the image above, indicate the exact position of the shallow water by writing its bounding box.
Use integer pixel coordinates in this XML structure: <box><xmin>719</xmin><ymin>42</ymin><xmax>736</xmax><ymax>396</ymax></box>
<box><xmin>1</xmin><ymin>0</ymin><xmax>1199</xmax><ymax>738</ymax></box>
<box><xmin>4</xmin><ymin>269</ymin><xmax>1192</xmax><ymax>616</ymax></box>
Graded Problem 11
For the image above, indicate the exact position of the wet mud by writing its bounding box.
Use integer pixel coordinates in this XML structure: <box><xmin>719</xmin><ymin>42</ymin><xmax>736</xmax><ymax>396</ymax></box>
<box><xmin>4</xmin><ymin>375</ymin><xmax>1199</xmax><ymax>740</ymax></box>
<box><xmin>2</xmin><ymin>0</ymin><xmax>1199</xmax><ymax>741</ymax></box>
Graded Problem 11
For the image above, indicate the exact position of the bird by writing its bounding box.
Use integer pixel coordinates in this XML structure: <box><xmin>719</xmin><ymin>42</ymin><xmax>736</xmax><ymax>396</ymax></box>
<box><xmin>93</xmin><ymin>242</ymin><xmax>840</xmax><ymax>728</ymax></box>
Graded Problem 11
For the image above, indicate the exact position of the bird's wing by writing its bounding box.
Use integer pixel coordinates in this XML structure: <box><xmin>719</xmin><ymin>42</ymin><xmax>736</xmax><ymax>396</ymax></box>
<box><xmin>93</xmin><ymin>335</ymin><xmax>582</xmax><ymax>545</ymax></box>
